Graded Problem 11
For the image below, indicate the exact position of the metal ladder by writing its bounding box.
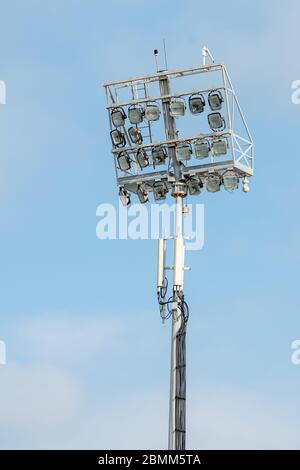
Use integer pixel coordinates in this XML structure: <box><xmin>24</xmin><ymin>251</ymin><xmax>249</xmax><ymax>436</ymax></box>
<box><xmin>132</xmin><ymin>82</ymin><xmax>153</xmax><ymax>144</ymax></box>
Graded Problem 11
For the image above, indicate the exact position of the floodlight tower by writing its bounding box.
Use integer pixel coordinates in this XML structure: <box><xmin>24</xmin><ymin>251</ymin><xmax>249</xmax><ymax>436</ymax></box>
<box><xmin>103</xmin><ymin>48</ymin><xmax>254</xmax><ymax>450</ymax></box>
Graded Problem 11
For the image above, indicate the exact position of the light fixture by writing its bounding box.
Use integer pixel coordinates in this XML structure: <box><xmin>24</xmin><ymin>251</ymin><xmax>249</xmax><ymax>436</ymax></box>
<box><xmin>170</xmin><ymin>98</ymin><xmax>186</xmax><ymax>117</ymax></box>
<box><xmin>188</xmin><ymin>178</ymin><xmax>202</xmax><ymax>196</ymax></box>
<box><xmin>153</xmin><ymin>181</ymin><xmax>168</xmax><ymax>201</ymax></box>
<box><xmin>110</xmin><ymin>129</ymin><xmax>126</xmax><ymax>147</ymax></box>
<box><xmin>117</xmin><ymin>151</ymin><xmax>131</xmax><ymax>171</ymax></box>
<box><xmin>208</xmin><ymin>112</ymin><xmax>225</xmax><ymax>131</ymax></box>
<box><xmin>223</xmin><ymin>171</ymin><xmax>239</xmax><ymax>192</ymax></box>
<box><xmin>208</xmin><ymin>91</ymin><xmax>223</xmax><ymax>111</ymax></box>
<box><xmin>242</xmin><ymin>176</ymin><xmax>250</xmax><ymax>193</ymax></box>
<box><xmin>189</xmin><ymin>94</ymin><xmax>205</xmax><ymax>114</ymax></box>
<box><xmin>137</xmin><ymin>184</ymin><xmax>148</xmax><ymax>204</ymax></box>
<box><xmin>205</xmin><ymin>174</ymin><xmax>221</xmax><ymax>193</ymax></box>
<box><xmin>119</xmin><ymin>187</ymin><xmax>131</xmax><ymax>206</ymax></box>
<box><xmin>111</xmin><ymin>107</ymin><xmax>126</xmax><ymax>127</ymax></box>
<box><xmin>176</xmin><ymin>143</ymin><xmax>192</xmax><ymax>161</ymax></box>
<box><xmin>136</xmin><ymin>148</ymin><xmax>149</xmax><ymax>169</ymax></box>
<box><xmin>145</xmin><ymin>103</ymin><xmax>161</xmax><ymax>121</ymax></box>
<box><xmin>152</xmin><ymin>146</ymin><xmax>167</xmax><ymax>166</ymax></box>
<box><xmin>194</xmin><ymin>140</ymin><xmax>210</xmax><ymax>159</ymax></box>
<box><xmin>211</xmin><ymin>139</ymin><xmax>228</xmax><ymax>156</ymax></box>
<box><xmin>128</xmin><ymin>126</ymin><xmax>143</xmax><ymax>144</ymax></box>
<box><xmin>128</xmin><ymin>105</ymin><xmax>144</xmax><ymax>125</ymax></box>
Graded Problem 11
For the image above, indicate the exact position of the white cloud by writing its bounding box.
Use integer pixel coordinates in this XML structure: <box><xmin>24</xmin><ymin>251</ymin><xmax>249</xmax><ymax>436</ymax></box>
<box><xmin>1</xmin><ymin>311</ymin><xmax>299</xmax><ymax>449</ymax></box>
<box><xmin>12</xmin><ymin>312</ymin><xmax>122</xmax><ymax>363</ymax></box>
<box><xmin>1</xmin><ymin>362</ymin><xmax>298</xmax><ymax>449</ymax></box>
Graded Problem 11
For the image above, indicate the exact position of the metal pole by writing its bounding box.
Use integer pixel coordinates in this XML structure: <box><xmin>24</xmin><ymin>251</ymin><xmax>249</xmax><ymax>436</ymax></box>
<box><xmin>157</xmin><ymin>72</ymin><xmax>186</xmax><ymax>450</ymax></box>
<box><xmin>169</xmin><ymin>191</ymin><xmax>186</xmax><ymax>450</ymax></box>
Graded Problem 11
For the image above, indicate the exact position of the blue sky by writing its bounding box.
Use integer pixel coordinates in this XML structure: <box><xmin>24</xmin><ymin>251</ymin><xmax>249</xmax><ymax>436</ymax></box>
<box><xmin>0</xmin><ymin>0</ymin><xmax>300</xmax><ymax>449</ymax></box>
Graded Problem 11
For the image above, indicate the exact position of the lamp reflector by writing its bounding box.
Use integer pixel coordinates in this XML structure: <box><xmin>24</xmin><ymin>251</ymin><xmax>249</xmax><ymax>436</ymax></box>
<box><xmin>152</xmin><ymin>146</ymin><xmax>167</xmax><ymax>166</ymax></box>
<box><xmin>205</xmin><ymin>175</ymin><xmax>221</xmax><ymax>193</ymax></box>
<box><xmin>119</xmin><ymin>187</ymin><xmax>131</xmax><ymax>207</ymax></box>
<box><xmin>137</xmin><ymin>184</ymin><xmax>148</xmax><ymax>204</ymax></box>
<box><xmin>176</xmin><ymin>143</ymin><xmax>192</xmax><ymax>161</ymax></box>
<box><xmin>117</xmin><ymin>151</ymin><xmax>131</xmax><ymax>171</ymax></box>
<box><xmin>208</xmin><ymin>112</ymin><xmax>225</xmax><ymax>131</ymax></box>
<box><xmin>208</xmin><ymin>91</ymin><xmax>223</xmax><ymax>111</ymax></box>
<box><xmin>128</xmin><ymin>105</ymin><xmax>144</xmax><ymax>125</ymax></box>
<box><xmin>110</xmin><ymin>129</ymin><xmax>126</xmax><ymax>147</ymax></box>
<box><xmin>188</xmin><ymin>178</ymin><xmax>201</xmax><ymax>196</ymax></box>
<box><xmin>194</xmin><ymin>141</ymin><xmax>210</xmax><ymax>159</ymax></box>
<box><xmin>111</xmin><ymin>107</ymin><xmax>126</xmax><ymax>127</ymax></box>
<box><xmin>136</xmin><ymin>148</ymin><xmax>149</xmax><ymax>169</ymax></box>
<box><xmin>223</xmin><ymin>172</ymin><xmax>239</xmax><ymax>192</ymax></box>
<box><xmin>212</xmin><ymin>139</ymin><xmax>228</xmax><ymax>156</ymax></box>
<box><xmin>170</xmin><ymin>99</ymin><xmax>186</xmax><ymax>117</ymax></box>
<box><xmin>145</xmin><ymin>103</ymin><xmax>161</xmax><ymax>121</ymax></box>
<box><xmin>189</xmin><ymin>95</ymin><xmax>205</xmax><ymax>114</ymax></box>
<box><xmin>128</xmin><ymin>126</ymin><xmax>143</xmax><ymax>144</ymax></box>
<box><xmin>153</xmin><ymin>181</ymin><xmax>167</xmax><ymax>201</ymax></box>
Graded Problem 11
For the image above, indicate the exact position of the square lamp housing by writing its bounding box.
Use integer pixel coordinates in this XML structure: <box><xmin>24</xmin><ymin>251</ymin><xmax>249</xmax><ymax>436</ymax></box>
<box><xmin>170</xmin><ymin>99</ymin><xmax>186</xmax><ymax>117</ymax></box>
<box><xmin>189</xmin><ymin>95</ymin><xmax>205</xmax><ymax>114</ymax></box>
<box><xmin>206</xmin><ymin>175</ymin><xmax>221</xmax><ymax>193</ymax></box>
<box><xmin>188</xmin><ymin>178</ymin><xmax>201</xmax><ymax>196</ymax></box>
<box><xmin>145</xmin><ymin>104</ymin><xmax>161</xmax><ymax>121</ymax></box>
<box><xmin>111</xmin><ymin>108</ymin><xmax>126</xmax><ymax>127</ymax></box>
<box><xmin>208</xmin><ymin>92</ymin><xmax>223</xmax><ymax>111</ymax></box>
<box><xmin>152</xmin><ymin>146</ymin><xmax>167</xmax><ymax>166</ymax></box>
<box><xmin>212</xmin><ymin>140</ymin><xmax>228</xmax><ymax>156</ymax></box>
<box><xmin>208</xmin><ymin>112</ymin><xmax>225</xmax><ymax>131</ymax></box>
<box><xmin>128</xmin><ymin>126</ymin><xmax>143</xmax><ymax>144</ymax></box>
<box><xmin>136</xmin><ymin>149</ymin><xmax>149</xmax><ymax>169</ymax></box>
<box><xmin>194</xmin><ymin>141</ymin><xmax>210</xmax><ymax>159</ymax></box>
<box><xmin>128</xmin><ymin>106</ymin><xmax>144</xmax><ymax>125</ymax></box>
<box><xmin>153</xmin><ymin>182</ymin><xmax>167</xmax><ymax>201</ymax></box>
<box><xmin>117</xmin><ymin>151</ymin><xmax>131</xmax><ymax>171</ymax></box>
<box><xmin>176</xmin><ymin>143</ymin><xmax>192</xmax><ymax>161</ymax></box>
<box><xmin>110</xmin><ymin>129</ymin><xmax>125</xmax><ymax>147</ymax></box>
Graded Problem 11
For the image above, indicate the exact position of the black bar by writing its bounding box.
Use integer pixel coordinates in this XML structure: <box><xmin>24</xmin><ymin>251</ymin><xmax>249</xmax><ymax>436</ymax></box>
<box><xmin>0</xmin><ymin>450</ymin><xmax>298</xmax><ymax>467</ymax></box>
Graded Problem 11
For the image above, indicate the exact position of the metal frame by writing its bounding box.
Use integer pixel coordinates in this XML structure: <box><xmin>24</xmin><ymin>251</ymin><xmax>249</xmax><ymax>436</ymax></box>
<box><xmin>103</xmin><ymin>62</ymin><xmax>254</xmax><ymax>194</ymax></box>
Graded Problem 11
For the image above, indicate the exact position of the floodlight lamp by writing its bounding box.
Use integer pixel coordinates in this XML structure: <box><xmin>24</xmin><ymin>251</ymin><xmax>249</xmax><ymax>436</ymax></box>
<box><xmin>152</xmin><ymin>146</ymin><xmax>167</xmax><ymax>166</ymax></box>
<box><xmin>189</xmin><ymin>94</ymin><xmax>205</xmax><ymax>114</ymax></box>
<box><xmin>208</xmin><ymin>91</ymin><xmax>223</xmax><ymax>111</ymax></box>
<box><xmin>117</xmin><ymin>151</ymin><xmax>131</xmax><ymax>171</ymax></box>
<box><xmin>111</xmin><ymin>107</ymin><xmax>126</xmax><ymax>127</ymax></box>
<box><xmin>212</xmin><ymin>139</ymin><xmax>228</xmax><ymax>157</ymax></box>
<box><xmin>223</xmin><ymin>171</ymin><xmax>239</xmax><ymax>192</ymax></box>
<box><xmin>194</xmin><ymin>140</ymin><xmax>210</xmax><ymax>159</ymax></box>
<box><xmin>128</xmin><ymin>105</ymin><xmax>144</xmax><ymax>125</ymax></box>
<box><xmin>145</xmin><ymin>103</ymin><xmax>161</xmax><ymax>121</ymax></box>
<box><xmin>153</xmin><ymin>181</ymin><xmax>167</xmax><ymax>201</ymax></box>
<box><xmin>170</xmin><ymin>98</ymin><xmax>186</xmax><ymax>117</ymax></box>
<box><xmin>242</xmin><ymin>176</ymin><xmax>250</xmax><ymax>193</ymax></box>
<box><xmin>176</xmin><ymin>143</ymin><xmax>192</xmax><ymax>162</ymax></box>
<box><xmin>205</xmin><ymin>174</ymin><xmax>221</xmax><ymax>193</ymax></box>
<box><xmin>110</xmin><ymin>129</ymin><xmax>126</xmax><ymax>148</ymax></box>
<box><xmin>188</xmin><ymin>178</ymin><xmax>201</xmax><ymax>196</ymax></box>
<box><xmin>208</xmin><ymin>112</ymin><xmax>225</xmax><ymax>131</ymax></box>
<box><xmin>119</xmin><ymin>187</ymin><xmax>131</xmax><ymax>207</ymax></box>
<box><xmin>136</xmin><ymin>148</ymin><xmax>149</xmax><ymax>169</ymax></box>
<box><xmin>128</xmin><ymin>126</ymin><xmax>143</xmax><ymax>145</ymax></box>
<box><xmin>137</xmin><ymin>184</ymin><xmax>149</xmax><ymax>204</ymax></box>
